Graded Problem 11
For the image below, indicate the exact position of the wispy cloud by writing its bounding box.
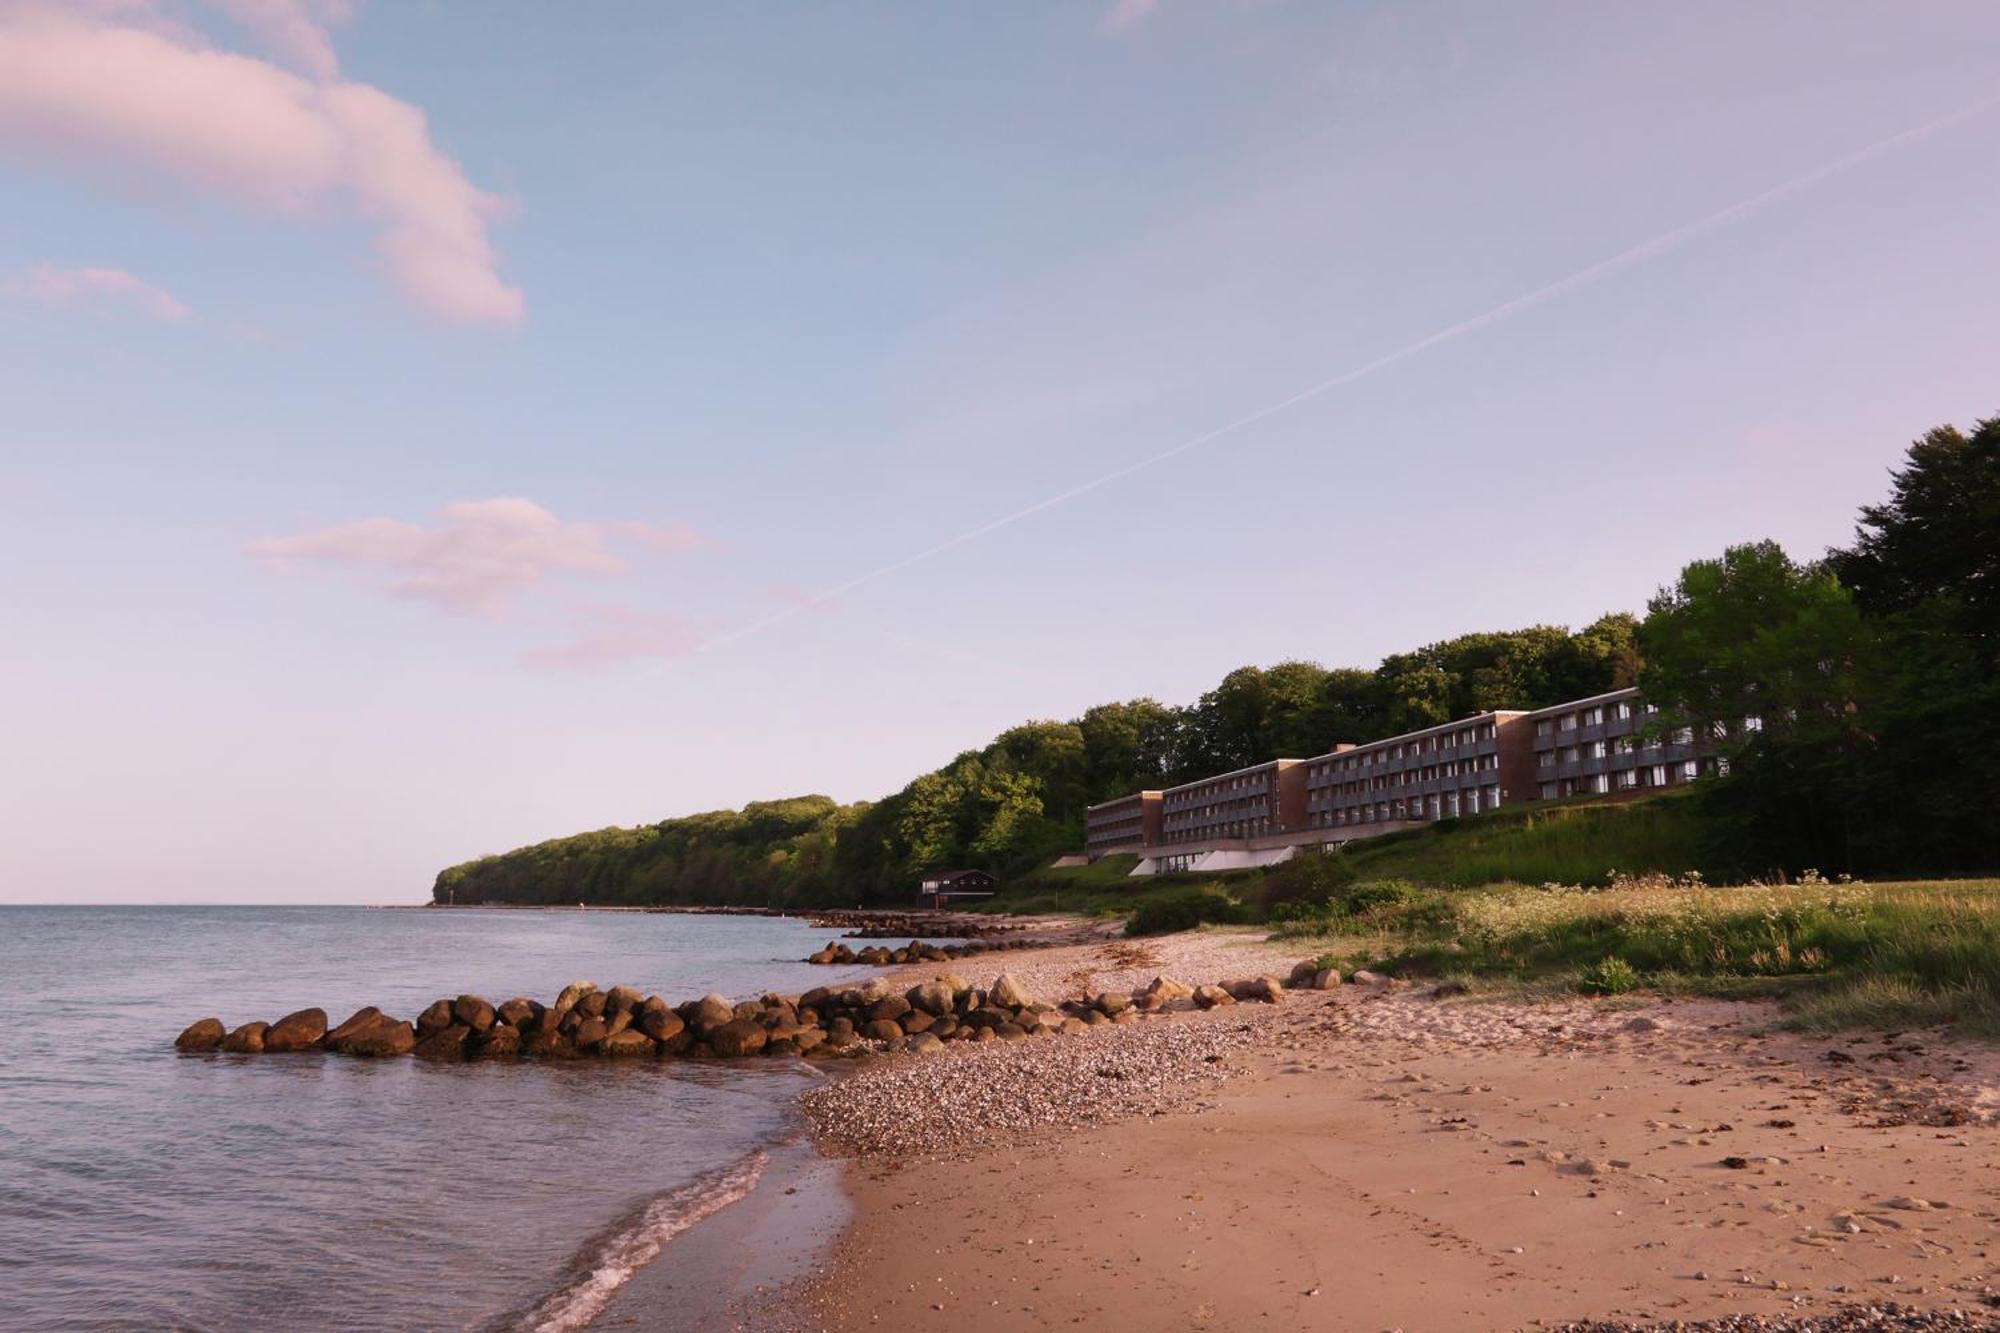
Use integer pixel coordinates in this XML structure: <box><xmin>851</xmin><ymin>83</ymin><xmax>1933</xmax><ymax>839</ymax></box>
<box><xmin>0</xmin><ymin>2</ymin><xmax>522</xmax><ymax>323</ymax></box>
<box><xmin>1100</xmin><ymin>0</ymin><xmax>1159</xmax><ymax>35</ymax></box>
<box><xmin>248</xmin><ymin>498</ymin><xmax>704</xmax><ymax>618</ymax></box>
<box><xmin>15</xmin><ymin>262</ymin><xmax>188</xmax><ymax>319</ymax></box>
<box><xmin>521</xmin><ymin>603</ymin><xmax>706</xmax><ymax>672</ymax></box>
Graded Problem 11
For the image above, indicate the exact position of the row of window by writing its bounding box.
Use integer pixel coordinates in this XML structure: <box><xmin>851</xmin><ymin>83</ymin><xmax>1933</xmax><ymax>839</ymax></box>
<box><xmin>1313</xmin><ymin>784</ymin><xmax>1503</xmax><ymax>827</ymax></box>
<box><xmin>1308</xmin><ymin>721</ymin><xmax>1501</xmax><ymax>778</ymax></box>
<box><xmin>1537</xmin><ymin>698</ymin><xmax>1646</xmax><ymax>737</ymax></box>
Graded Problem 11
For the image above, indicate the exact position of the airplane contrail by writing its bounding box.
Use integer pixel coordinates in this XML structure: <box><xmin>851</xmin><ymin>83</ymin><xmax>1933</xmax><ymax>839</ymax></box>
<box><xmin>699</xmin><ymin>96</ymin><xmax>1995</xmax><ymax>654</ymax></box>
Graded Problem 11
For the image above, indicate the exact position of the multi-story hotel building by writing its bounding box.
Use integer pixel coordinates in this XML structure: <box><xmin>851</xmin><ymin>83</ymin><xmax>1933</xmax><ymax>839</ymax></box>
<box><xmin>1080</xmin><ymin>686</ymin><xmax>1747</xmax><ymax>872</ymax></box>
<box><xmin>1304</xmin><ymin>711</ymin><xmax>1537</xmax><ymax>831</ymax></box>
<box><xmin>1526</xmin><ymin>687</ymin><xmax>1729</xmax><ymax>798</ymax></box>
<box><xmin>1084</xmin><ymin>790</ymin><xmax>1162</xmax><ymax>857</ymax></box>
<box><xmin>1160</xmin><ymin>759</ymin><xmax>1307</xmax><ymax>845</ymax></box>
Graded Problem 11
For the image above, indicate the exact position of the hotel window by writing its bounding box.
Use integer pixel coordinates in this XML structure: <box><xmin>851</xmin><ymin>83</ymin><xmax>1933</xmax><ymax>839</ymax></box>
<box><xmin>1539</xmin><ymin>781</ymin><xmax>1558</xmax><ymax>800</ymax></box>
<box><xmin>1535</xmin><ymin>720</ymin><xmax>1554</xmax><ymax>738</ymax></box>
<box><xmin>1682</xmin><ymin>760</ymin><xmax>1699</xmax><ymax>781</ymax></box>
<box><xmin>1583</xmin><ymin>707</ymin><xmax>1603</xmax><ymax>725</ymax></box>
<box><xmin>1589</xmin><ymin>740</ymin><xmax>1607</xmax><ymax>759</ymax></box>
<box><xmin>1485</xmin><ymin>785</ymin><xmax>1501</xmax><ymax>809</ymax></box>
<box><xmin>1615</xmin><ymin>701</ymin><xmax>1634</xmax><ymax>720</ymax></box>
<box><xmin>1559</xmin><ymin>713</ymin><xmax>1578</xmax><ymax>731</ymax></box>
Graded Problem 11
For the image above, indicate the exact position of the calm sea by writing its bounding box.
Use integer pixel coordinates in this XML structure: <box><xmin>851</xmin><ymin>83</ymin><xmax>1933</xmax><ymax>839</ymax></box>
<box><xmin>0</xmin><ymin>906</ymin><xmax>886</xmax><ymax>1331</ymax></box>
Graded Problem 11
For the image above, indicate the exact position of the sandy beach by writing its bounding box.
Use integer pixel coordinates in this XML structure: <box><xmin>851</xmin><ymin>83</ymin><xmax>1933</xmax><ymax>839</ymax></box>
<box><xmin>771</xmin><ymin>929</ymin><xmax>2000</xmax><ymax>1332</ymax></box>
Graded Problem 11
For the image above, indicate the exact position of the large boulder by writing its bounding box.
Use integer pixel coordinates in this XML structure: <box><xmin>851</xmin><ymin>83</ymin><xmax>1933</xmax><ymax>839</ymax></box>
<box><xmin>553</xmin><ymin>980</ymin><xmax>597</xmax><ymax>1013</ymax></box>
<box><xmin>470</xmin><ymin>1026</ymin><xmax>520</xmax><ymax>1060</ymax></box>
<box><xmin>220</xmin><ymin>1021</ymin><xmax>268</xmax><ymax>1053</ymax></box>
<box><xmin>416</xmin><ymin>999</ymin><xmax>456</xmax><ymax>1036</ymax></box>
<box><xmin>325</xmin><ymin>1007</ymin><xmax>386</xmax><ymax>1048</ymax></box>
<box><xmin>708</xmin><ymin>1019</ymin><xmax>768</xmax><ymax>1058</ymax></box>
<box><xmin>576</xmin><ymin>992</ymin><xmax>609</xmax><ymax>1019</ymax></box>
<box><xmin>452</xmin><ymin>996</ymin><xmax>496</xmax><ymax>1033</ymax></box>
<box><xmin>867</xmin><ymin>994</ymin><xmax>912</xmax><ymax>1023</ymax></box>
<box><xmin>414</xmin><ymin>1024</ymin><xmax>471</xmax><ymax>1061</ymax></box>
<box><xmin>573</xmin><ymin>1017</ymin><xmax>610</xmax><ymax>1050</ymax></box>
<box><xmin>1350</xmin><ymin>969</ymin><xmax>1387</xmax><ymax>987</ymax></box>
<box><xmin>521</xmin><ymin>1029</ymin><xmax>573</xmax><ymax>1059</ymax></box>
<box><xmin>904</xmin><ymin>1032</ymin><xmax>944</xmax><ymax>1054</ymax></box>
<box><xmin>264</xmin><ymin>1007</ymin><xmax>328</xmax><ymax>1052</ymax></box>
<box><xmin>604</xmin><ymin>985</ymin><xmax>644</xmax><ymax>1015</ymax></box>
<box><xmin>175</xmin><ymin>1017</ymin><xmax>226</xmax><ymax>1051</ymax></box>
<box><xmin>1193</xmin><ymin>985</ymin><xmax>1236</xmax><ymax>1009</ymax></box>
<box><xmin>990</xmin><ymin>974</ymin><xmax>1033</xmax><ymax>1009</ymax></box>
<box><xmin>638</xmin><ymin>1009</ymin><xmax>685</xmax><ymax>1043</ymax></box>
<box><xmin>1313</xmin><ymin>968</ymin><xmax>1342</xmax><ymax>990</ymax></box>
<box><xmin>344</xmin><ymin>1021</ymin><xmax>416</xmax><ymax>1057</ymax></box>
<box><xmin>906</xmin><ymin>981</ymin><xmax>955</xmax><ymax>1016</ymax></box>
<box><xmin>600</xmin><ymin>1030</ymin><xmax>656</xmax><ymax>1058</ymax></box>
<box><xmin>1143</xmin><ymin>976</ymin><xmax>1194</xmax><ymax>1002</ymax></box>
<box><xmin>1239</xmin><ymin>976</ymin><xmax>1285</xmax><ymax>1004</ymax></box>
<box><xmin>1287</xmin><ymin>960</ymin><xmax>1321</xmax><ymax>989</ymax></box>
<box><xmin>1095</xmin><ymin>991</ymin><xmax>1132</xmax><ymax>1016</ymax></box>
<box><xmin>691</xmin><ymin>993</ymin><xmax>736</xmax><ymax>1033</ymax></box>
<box><xmin>792</xmin><ymin>1028</ymin><xmax>827</xmax><ymax>1055</ymax></box>
<box><xmin>498</xmin><ymin>998</ymin><xmax>538</xmax><ymax>1028</ymax></box>
<box><xmin>861</xmin><ymin>1019</ymin><xmax>904</xmax><ymax>1043</ymax></box>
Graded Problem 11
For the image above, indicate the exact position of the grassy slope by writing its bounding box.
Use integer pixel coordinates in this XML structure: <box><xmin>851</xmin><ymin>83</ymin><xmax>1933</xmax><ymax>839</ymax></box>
<box><xmin>1332</xmin><ymin>790</ymin><xmax>1709</xmax><ymax>887</ymax></box>
<box><xmin>1278</xmin><ymin>876</ymin><xmax>2000</xmax><ymax>1036</ymax></box>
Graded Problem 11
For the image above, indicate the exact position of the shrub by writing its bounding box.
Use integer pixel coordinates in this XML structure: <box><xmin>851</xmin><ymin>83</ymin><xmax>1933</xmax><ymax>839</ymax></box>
<box><xmin>1125</xmin><ymin>889</ymin><xmax>1249</xmax><ymax>937</ymax></box>
<box><xmin>1579</xmin><ymin>956</ymin><xmax>1640</xmax><ymax>995</ymax></box>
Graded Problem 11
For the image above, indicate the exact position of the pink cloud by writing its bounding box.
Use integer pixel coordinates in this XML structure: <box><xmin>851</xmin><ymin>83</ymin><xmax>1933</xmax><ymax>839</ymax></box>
<box><xmin>521</xmin><ymin>604</ymin><xmax>707</xmax><ymax>672</ymax></box>
<box><xmin>16</xmin><ymin>261</ymin><xmax>188</xmax><ymax>319</ymax></box>
<box><xmin>248</xmin><ymin>498</ymin><xmax>705</xmax><ymax>618</ymax></box>
<box><xmin>207</xmin><ymin>0</ymin><xmax>350</xmax><ymax>81</ymax></box>
<box><xmin>1100</xmin><ymin>0</ymin><xmax>1159</xmax><ymax>34</ymax></box>
<box><xmin>0</xmin><ymin>3</ymin><xmax>522</xmax><ymax>323</ymax></box>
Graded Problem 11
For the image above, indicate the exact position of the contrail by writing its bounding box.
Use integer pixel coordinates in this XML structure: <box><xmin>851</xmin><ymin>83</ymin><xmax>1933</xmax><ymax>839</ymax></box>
<box><xmin>700</xmin><ymin>97</ymin><xmax>1994</xmax><ymax>654</ymax></box>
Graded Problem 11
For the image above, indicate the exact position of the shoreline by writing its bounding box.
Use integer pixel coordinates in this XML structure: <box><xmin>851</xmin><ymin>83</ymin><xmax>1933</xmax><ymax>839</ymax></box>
<box><xmin>746</xmin><ymin>931</ymin><xmax>2000</xmax><ymax>1332</ymax></box>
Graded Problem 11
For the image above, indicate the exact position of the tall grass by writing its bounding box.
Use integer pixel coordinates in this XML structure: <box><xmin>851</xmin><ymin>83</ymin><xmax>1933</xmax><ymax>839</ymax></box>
<box><xmin>1279</xmin><ymin>875</ymin><xmax>2000</xmax><ymax>1035</ymax></box>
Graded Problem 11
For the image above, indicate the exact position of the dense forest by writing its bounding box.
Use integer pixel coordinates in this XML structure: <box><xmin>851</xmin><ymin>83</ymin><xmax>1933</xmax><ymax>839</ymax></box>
<box><xmin>435</xmin><ymin>415</ymin><xmax>1999</xmax><ymax>907</ymax></box>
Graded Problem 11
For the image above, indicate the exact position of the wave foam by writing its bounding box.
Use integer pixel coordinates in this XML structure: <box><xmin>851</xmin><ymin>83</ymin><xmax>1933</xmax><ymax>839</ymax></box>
<box><xmin>516</xmin><ymin>1150</ymin><xmax>769</xmax><ymax>1333</ymax></box>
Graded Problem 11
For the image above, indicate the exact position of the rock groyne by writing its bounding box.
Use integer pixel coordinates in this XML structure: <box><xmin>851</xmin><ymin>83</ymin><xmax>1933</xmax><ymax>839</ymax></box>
<box><xmin>172</xmin><ymin>963</ymin><xmax>1339</xmax><ymax>1063</ymax></box>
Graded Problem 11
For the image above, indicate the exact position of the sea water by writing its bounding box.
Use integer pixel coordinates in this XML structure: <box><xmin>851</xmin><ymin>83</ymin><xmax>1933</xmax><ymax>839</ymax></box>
<box><xmin>0</xmin><ymin>906</ymin><xmax>884</xmax><ymax>1331</ymax></box>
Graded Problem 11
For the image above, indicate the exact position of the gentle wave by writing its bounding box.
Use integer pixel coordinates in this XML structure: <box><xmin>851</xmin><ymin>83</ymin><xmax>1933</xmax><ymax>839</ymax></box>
<box><xmin>512</xmin><ymin>1149</ymin><xmax>771</xmax><ymax>1333</ymax></box>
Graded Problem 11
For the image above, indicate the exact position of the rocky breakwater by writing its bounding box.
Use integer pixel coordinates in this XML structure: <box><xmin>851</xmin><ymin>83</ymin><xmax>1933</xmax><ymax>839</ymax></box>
<box><xmin>171</xmin><ymin>960</ymin><xmax>1344</xmax><ymax>1064</ymax></box>
<box><xmin>804</xmin><ymin>910</ymin><xmax>1027</xmax><ymax>941</ymax></box>
<box><xmin>804</xmin><ymin>936</ymin><xmax>1048</xmax><ymax>967</ymax></box>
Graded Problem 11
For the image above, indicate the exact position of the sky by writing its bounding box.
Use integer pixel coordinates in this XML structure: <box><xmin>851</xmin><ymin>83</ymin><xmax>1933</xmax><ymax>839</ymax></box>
<box><xmin>3</xmin><ymin>2</ymin><xmax>1998</xmax><ymax>904</ymax></box>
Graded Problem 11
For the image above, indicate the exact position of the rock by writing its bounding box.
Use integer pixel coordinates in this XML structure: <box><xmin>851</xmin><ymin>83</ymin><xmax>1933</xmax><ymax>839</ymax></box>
<box><xmin>1351</xmin><ymin>969</ymin><xmax>1387</xmax><ymax>986</ymax></box>
<box><xmin>900</xmin><ymin>1010</ymin><xmax>935</xmax><ymax>1035</ymax></box>
<box><xmin>1623</xmin><ymin>1016</ymin><xmax>1661</xmax><ymax>1033</ymax></box>
<box><xmin>638</xmin><ymin>1008</ymin><xmax>685</xmax><ymax>1043</ymax></box>
<box><xmin>993</xmin><ymin>1022</ymin><xmax>1028</xmax><ymax>1043</ymax></box>
<box><xmin>907</xmin><ymin>982</ymin><xmax>955</xmax><ymax>1016</ymax></box>
<box><xmin>414</xmin><ymin>1024</ymin><xmax>470</xmax><ymax>1061</ymax></box>
<box><xmin>1240</xmin><ymin>976</ymin><xmax>1285</xmax><ymax>1004</ymax></box>
<box><xmin>601</xmin><ymin>1009</ymin><xmax>633</xmax><ymax>1039</ymax></box>
<box><xmin>990</xmin><ymin>973</ymin><xmax>1033</xmax><ymax>1008</ymax></box>
<box><xmin>709</xmin><ymin>1019</ymin><xmax>769</xmax><ymax>1058</ymax></box>
<box><xmin>576</xmin><ymin>992</ymin><xmax>609</xmax><ymax>1019</ymax></box>
<box><xmin>929</xmin><ymin>1017</ymin><xmax>958</xmax><ymax>1040</ymax></box>
<box><xmin>1095</xmin><ymin>991</ymin><xmax>1133</xmax><ymax>1015</ymax></box>
<box><xmin>498</xmin><ymin>998</ymin><xmax>538</xmax><ymax>1028</ymax></box>
<box><xmin>868</xmin><ymin>994</ymin><xmax>913</xmax><ymax>1023</ymax></box>
<box><xmin>553</xmin><ymin>980</ymin><xmax>597</xmax><ymax>1013</ymax></box>
<box><xmin>1313</xmin><ymin>969</ymin><xmax>1342</xmax><ymax>990</ymax></box>
<box><xmin>174</xmin><ymin>1017</ymin><xmax>227</xmax><ymax>1051</ymax></box>
<box><xmin>1145</xmin><ymin>976</ymin><xmax>1195</xmax><ymax>1001</ymax></box>
<box><xmin>264</xmin><ymin>1007</ymin><xmax>328</xmax><ymax>1052</ymax></box>
<box><xmin>604</xmin><ymin>985</ymin><xmax>643</xmax><ymax>1015</ymax></box>
<box><xmin>417</xmin><ymin>999</ymin><xmax>456</xmax><ymax>1035</ymax></box>
<box><xmin>1193</xmin><ymin>985</ymin><xmax>1235</xmax><ymax>1009</ymax></box>
<box><xmin>345</xmin><ymin>1021</ymin><xmax>416</xmax><ymax>1058</ymax></box>
<box><xmin>573</xmin><ymin>1017</ymin><xmax>610</xmax><ymax>1049</ymax></box>
<box><xmin>793</xmin><ymin>1028</ymin><xmax>827</xmax><ymax>1054</ymax></box>
<box><xmin>862</xmin><ymin>1019</ymin><xmax>905</xmax><ymax>1043</ymax></box>
<box><xmin>470</xmin><ymin>1026</ymin><xmax>520</xmax><ymax>1060</ymax></box>
<box><xmin>692</xmin><ymin>993</ymin><xmax>736</xmax><ymax>1032</ymax></box>
<box><xmin>220</xmin><ymin>1021</ymin><xmax>269</xmax><ymax>1053</ymax></box>
<box><xmin>452</xmin><ymin>995</ymin><xmax>496</xmax><ymax>1033</ymax></box>
<box><xmin>600</xmin><ymin>1030</ymin><xmax>656</xmax><ymax>1058</ymax></box>
<box><xmin>1287</xmin><ymin>960</ymin><xmax>1320</xmax><ymax>988</ymax></box>
<box><xmin>934</xmin><ymin>972</ymin><xmax>971</xmax><ymax>993</ymax></box>
<box><xmin>521</xmin><ymin>1030</ymin><xmax>573</xmax><ymax>1059</ymax></box>
<box><xmin>904</xmin><ymin>1032</ymin><xmax>944</xmax><ymax>1054</ymax></box>
<box><xmin>325</xmin><ymin>1007</ymin><xmax>386</xmax><ymax>1048</ymax></box>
